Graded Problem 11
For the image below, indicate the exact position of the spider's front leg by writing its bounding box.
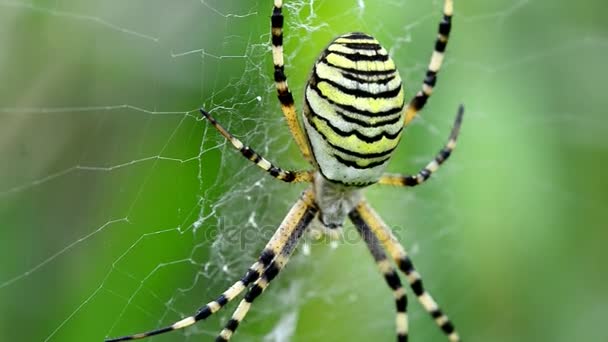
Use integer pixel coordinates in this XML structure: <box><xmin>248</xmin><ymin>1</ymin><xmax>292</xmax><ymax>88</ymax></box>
<box><xmin>201</xmin><ymin>109</ymin><xmax>312</xmax><ymax>183</ymax></box>
<box><xmin>270</xmin><ymin>0</ymin><xmax>313</xmax><ymax>163</ymax></box>
<box><xmin>105</xmin><ymin>189</ymin><xmax>317</xmax><ymax>342</ymax></box>
<box><xmin>379</xmin><ymin>105</ymin><xmax>463</xmax><ymax>187</ymax></box>
<box><xmin>404</xmin><ymin>0</ymin><xmax>454</xmax><ymax>125</ymax></box>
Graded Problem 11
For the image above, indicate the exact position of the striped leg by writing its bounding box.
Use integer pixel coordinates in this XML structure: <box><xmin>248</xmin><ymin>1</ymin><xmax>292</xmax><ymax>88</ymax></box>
<box><xmin>379</xmin><ymin>104</ymin><xmax>463</xmax><ymax>187</ymax></box>
<box><xmin>216</xmin><ymin>196</ymin><xmax>317</xmax><ymax>341</ymax></box>
<box><xmin>201</xmin><ymin>109</ymin><xmax>312</xmax><ymax>183</ymax></box>
<box><xmin>350</xmin><ymin>210</ymin><xmax>409</xmax><ymax>342</ymax></box>
<box><xmin>351</xmin><ymin>200</ymin><xmax>460</xmax><ymax>342</ymax></box>
<box><xmin>105</xmin><ymin>189</ymin><xmax>317</xmax><ymax>342</ymax></box>
<box><xmin>271</xmin><ymin>0</ymin><xmax>313</xmax><ymax>163</ymax></box>
<box><xmin>404</xmin><ymin>0</ymin><xmax>454</xmax><ymax>125</ymax></box>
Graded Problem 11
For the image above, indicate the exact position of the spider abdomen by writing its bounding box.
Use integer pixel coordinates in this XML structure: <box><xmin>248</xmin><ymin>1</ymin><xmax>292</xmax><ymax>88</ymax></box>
<box><xmin>303</xmin><ymin>32</ymin><xmax>405</xmax><ymax>186</ymax></box>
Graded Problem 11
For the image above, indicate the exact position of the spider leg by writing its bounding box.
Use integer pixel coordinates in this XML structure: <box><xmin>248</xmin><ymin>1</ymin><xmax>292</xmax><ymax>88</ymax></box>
<box><xmin>404</xmin><ymin>0</ymin><xmax>454</xmax><ymax>126</ymax></box>
<box><xmin>215</xmin><ymin>191</ymin><xmax>317</xmax><ymax>341</ymax></box>
<box><xmin>201</xmin><ymin>109</ymin><xmax>312</xmax><ymax>183</ymax></box>
<box><xmin>271</xmin><ymin>0</ymin><xmax>313</xmax><ymax>163</ymax></box>
<box><xmin>351</xmin><ymin>210</ymin><xmax>409</xmax><ymax>342</ymax></box>
<box><xmin>349</xmin><ymin>200</ymin><xmax>460</xmax><ymax>342</ymax></box>
<box><xmin>379</xmin><ymin>105</ymin><xmax>463</xmax><ymax>187</ymax></box>
<box><xmin>105</xmin><ymin>189</ymin><xmax>317</xmax><ymax>342</ymax></box>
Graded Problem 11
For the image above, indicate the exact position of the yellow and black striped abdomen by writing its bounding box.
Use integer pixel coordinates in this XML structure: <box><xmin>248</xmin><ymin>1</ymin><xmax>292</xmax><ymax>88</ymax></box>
<box><xmin>303</xmin><ymin>32</ymin><xmax>405</xmax><ymax>186</ymax></box>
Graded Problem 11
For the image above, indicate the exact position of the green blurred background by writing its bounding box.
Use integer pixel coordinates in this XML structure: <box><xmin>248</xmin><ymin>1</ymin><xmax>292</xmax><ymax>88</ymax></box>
<box><xmin>1</xmin><ymin>1</ymin><xmax>607</xmax><ymax>341</ymax></box>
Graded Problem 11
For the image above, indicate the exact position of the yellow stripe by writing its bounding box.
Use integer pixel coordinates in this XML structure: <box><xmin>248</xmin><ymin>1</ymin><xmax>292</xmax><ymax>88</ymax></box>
<box><xmin>327</xmin><ymin>43</ymin><xmax>387</xmax><ymax>56</ymax></box>
<box><xmin>310</xmin><ymin>116</ymin><xmax>399</xmax><ymax>156</ymax></box>
<box><xmin>317</xmin><ymin>80</ymin><xmax>404</xmax><ymax>113</ymax></box>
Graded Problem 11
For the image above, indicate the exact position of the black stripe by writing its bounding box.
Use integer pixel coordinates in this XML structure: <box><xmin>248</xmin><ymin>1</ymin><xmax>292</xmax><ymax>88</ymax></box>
<box><xmin>339</xmin><ymin>42</ymin><xmax>382</xmax><ymax>50</ymax></box>
<box><xmin>419</xmin><ymin>168</ymin><xmax>431</xmax><ymax>181</ymax></box>
<box><xmin>327</xmin><ymin>50</ymin><xmax>389</xmax><ymax>62</ymax></box>
<box><xmin>402</xmin><ymin>176</ymin><xmax>418</xmax><ymax>186</ymax></box>
<box><xmin>307</xmin><ymin>109</ymin><xmax>402</xmax><ymax>144</ymax></box>
<box><xmin>441</xmin><ymin>321</ymin><xmax>455</xmax><ymax>334</ymax></box>
<box><xmin>269</xmin><ymin>167</ymin><xmax>280</xmax><ymax>177</ymax></box>
<box><xmin>424</xmin><ymin>70</ymin><xmax>437</xmax><ymax>87</ymax></box>
<box><xmin>264</xmin><ymin>262</ymin><xmax>280</xmax><ymax>281</ymax></box>
<box><xmin>399</xmin><ymin>257</ymin><xmax>415</xmax><ymax>274</ymax></box>
<box><xmin>282</xmin><ymin>170</ymin><xmax>296</xmax><ymax>182</ymax></box>
<box><xmin>409</xmin><ymin>92</ymin><xmax>428</xmax><ymax>111</ymax></box>
<box><xmin>385</xmin><ymin>271</ymin><xmax>401</xmax><ymax>290</ymax></box>
<box><xmin>398</xmin><ymin>333</ymin><xmax>408</xmax><ymax>342</ymax></box>
<box><xmin>274</xmin><ymin>65</ymin><xmax>286</xmax><ymax>82</ymax></box>
<box><xmin>308</xmin><ymin>82</ymin><xmax>403</xmax><ymax>117</ymax></box>
<box><xmin>271</xmin><ymin>7</ymin><xmax>283</xmax><ymax>28</ymax></box>
<box><xmin>410</xmin><ymin>279</ymin><xmax>424</xmax><ymax>297</ymax></box>
<box><xmin>241</xmin><ymin>147</ymin><xmax>255</xmax><ymax>161</ymax></box>
<box><xmin>438</xmin><ymin>15</ymin><xmax>452</xmax><ymax>36</ymax></box>
<box><xmin>334</xmin><ymin>154</ymin><xmax>390</xmax><ymax>169</ymax></box>
<box><xmin>216</xmin><ymin>294</ymin><xmax>228</xmax><ymax>306</ymax></box>
<box><xmin>342</xmin><ymin>32</ymin><xmax>375</xmax><ymax>40</ymax></box>
<box><xmin>277</xmin><ymin>89</ymin><xmax>295</xmax><ymax>106</ymax></box>
<box><xmin>225</xmin><ymin>318</ymin><xmax>240</xmax><ymax>331</ymax></box>
<box><xmin>259</xmin><ymin>249</ymin><xmax>275</xmax><ymax>265</ymax></box>
<box><xmin>435</xmin><ymin>39</ymin><xmax>447</xmax><ymax>53</ymax></box>
<box><xmin>396</xmin><ymin>294</ymin><xmax>407</xmax><ymax>312</ymax></box>
<box><xmin>431</xmin><ymin>309</ymin><xmax>443</xmax><ymax>318</ymax></box>
<box><xmin>272</xmin><ymin>32</ymin><xmax>282</xmax><ymax>47</ymax></box>
<box><xmin>245</xmin><ymin>284</ymin><xmax>263</xmax><ymax>302</ymax></box>
<box><xmin>436</xmin><ymin>147</ymin><xmax>451</xmax><ymax>164</ymax></box>
<box><xmin>321</xmin><ymin>56</ymin><xmax>396</xmax><ymax>76</ymax></box>
<box><xmin>337</xmin><ymin>108</ymin><xmax>402</xmax><ymax>127</ymax></box>
<box><xmin>314</xmin><ymin>68</ymin><xmax>402</xmax><ymax>99</ymax></box>
<box><xmin>194</xmin><ymin>306</ymin><xmax>211</xmax><ymax>320</ymax></box>
<box><xmin>341</xmin><ymin>70</ymin><xmax>397</xmax><ymax>86</ymax></box>
<box><xmin>241</xmin><ymin>268</ymin><xmax>259</xmax><ymax>284</ymax></box>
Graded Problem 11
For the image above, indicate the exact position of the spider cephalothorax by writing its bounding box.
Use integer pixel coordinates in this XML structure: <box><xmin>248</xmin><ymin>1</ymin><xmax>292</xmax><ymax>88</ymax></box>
<box><xmin>106</xmin><ymin>1</ymin><xmax>463</xmax><ymax>341</ymax></box>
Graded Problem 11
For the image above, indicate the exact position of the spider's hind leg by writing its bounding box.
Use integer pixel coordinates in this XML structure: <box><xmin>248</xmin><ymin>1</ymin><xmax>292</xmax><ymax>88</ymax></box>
<box><xmin>351</xmin><ymin>208</ymin><xmax>409</xmax><ymax>341</ymax></box>
<box><xmin>349</xmin><ymin>200</ymin><xmax>461</xmax><ymax>342</ymax></box>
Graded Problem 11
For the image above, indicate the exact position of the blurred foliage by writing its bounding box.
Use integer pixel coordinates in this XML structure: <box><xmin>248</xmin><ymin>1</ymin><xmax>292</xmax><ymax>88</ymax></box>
<box><xmin>1</xmin><ymin>1</ymin><xmax>607</xmax><ymax>342</ymax></box>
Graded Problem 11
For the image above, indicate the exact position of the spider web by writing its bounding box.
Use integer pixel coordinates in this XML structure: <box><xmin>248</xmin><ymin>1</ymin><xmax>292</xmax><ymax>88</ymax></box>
<box><xmin>1</xmin><ymin>1</ymin><xmax>607</xmax><ymax>342</ymax></box>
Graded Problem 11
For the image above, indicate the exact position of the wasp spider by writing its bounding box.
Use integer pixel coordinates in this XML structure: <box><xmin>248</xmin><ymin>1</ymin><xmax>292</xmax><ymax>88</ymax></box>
<box><xmin>106</xmin><ymin>0</ymin><xmax>463</xmax><ymax>341</ymax></box>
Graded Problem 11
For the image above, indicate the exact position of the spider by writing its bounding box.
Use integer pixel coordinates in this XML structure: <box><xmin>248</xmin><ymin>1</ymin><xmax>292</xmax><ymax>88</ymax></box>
<box><xmin>106</xmin><ymin>0</ymin><xmax>463</xmax><ymax>341</ymax></box>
